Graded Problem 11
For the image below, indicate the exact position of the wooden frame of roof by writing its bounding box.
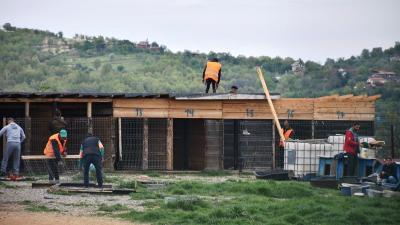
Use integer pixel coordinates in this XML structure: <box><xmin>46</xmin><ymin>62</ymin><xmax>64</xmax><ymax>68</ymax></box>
<box><xmin>0</xmin><ymin>93</ymin><xmax>380</xmax><ymax>121</ymax></box>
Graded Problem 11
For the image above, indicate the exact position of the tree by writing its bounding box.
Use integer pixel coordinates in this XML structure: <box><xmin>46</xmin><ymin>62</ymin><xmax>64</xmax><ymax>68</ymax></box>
<box><xmin>57</xmin><ymin>31</ymin><xmax>63</xmax><ymax>38</ymax></box>
<box><xmin>361</xmin><ymin>49</ymin><xmax>370</xmax><ymax>59</ymax></box>
<box><xmin>3</xmin><ymin>23</ymin><xmax>16</xmax><ymax>31</ymax></box>
<box><xmin>151</xmin><ymin>42</ymin><xmax>159</xmax><ymax>48</ymax></box>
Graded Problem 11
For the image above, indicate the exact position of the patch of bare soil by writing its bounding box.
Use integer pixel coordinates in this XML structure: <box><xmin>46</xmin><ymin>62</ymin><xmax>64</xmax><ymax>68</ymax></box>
<box><xmin>0</xmin><ymin>204</ymin><xmax>145</xmax><ymax>225</ymax></box>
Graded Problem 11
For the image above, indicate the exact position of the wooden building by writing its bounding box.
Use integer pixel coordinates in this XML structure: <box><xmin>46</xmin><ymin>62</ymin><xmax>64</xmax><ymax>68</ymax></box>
<box><xmin>0</xmin><ymin>92</ymin><xmax>379</xmax><ymax>171</ymax></box>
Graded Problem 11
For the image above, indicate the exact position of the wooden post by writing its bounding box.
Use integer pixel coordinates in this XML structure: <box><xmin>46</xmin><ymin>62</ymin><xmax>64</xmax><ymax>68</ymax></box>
<box><xmin>311</xmin><ymin>120</ymin><xmax>315</xmax><ymax>139</ymax></box>
<box><xmin>166</xmin><ymin>118</ymin><xmax>173</xmax><ymax>171</ymax></box>
<box><xmin>110</xmin><ymin>118</ymin><xmax>116</xmax><ymax>170</ymax></box>
<box><xmin>87</xmin><ymin>102</ymin><xmax>93</xmax><ymax>133</ymax></box>
<box><xmin>87</xmin><ymin>102</ymin><xmax>92</xmax><ymax>118</ymax></box>
<box><xmin>142</xmin><ymin>118</ymin><xmax>149</xmax><ymax>170</ymax></box>
<box><xmin>24</xmin><ymin>102</ymin><xmax>31</xmax><ymax>155</ymax></box>
<box><xmin>256</xmin><ymin>67</ymin><xmax>284</xmax><ymax>141</ymax></box>
<box><xmin>272</xmin><ymin>120</ymin><xmax>276</xmax><ymax>169</ymax></box>
<box><xmin>24</xmin><ymin>102</ymin><xmax>30</xmax><ymax>117</ymax></box>
<box><xmin>118</xmin><ymin>118</ymin><xmax>122</xmax><ymax>160</ymax></box>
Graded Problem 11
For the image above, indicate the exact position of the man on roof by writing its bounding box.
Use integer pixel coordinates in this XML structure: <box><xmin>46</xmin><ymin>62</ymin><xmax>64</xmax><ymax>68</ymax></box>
<box><xmin>202</xmin><ymin>58</ymin><xmax>222</xmax><ymax>94</ymax></box>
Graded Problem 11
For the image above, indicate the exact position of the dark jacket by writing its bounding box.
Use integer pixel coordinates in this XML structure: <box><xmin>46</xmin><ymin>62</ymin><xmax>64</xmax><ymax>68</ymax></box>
<box><xmin>49</xmin><ymin>117</ymin><xmax>67</xmax><ymax>134</ymax></box>
<box><xmin>80</xmin><ymin>135</ymin><xmax>104</xmax><ymax>158</ymax></box>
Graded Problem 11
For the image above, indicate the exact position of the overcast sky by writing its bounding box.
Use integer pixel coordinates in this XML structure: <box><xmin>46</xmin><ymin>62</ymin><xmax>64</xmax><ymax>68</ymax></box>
<box><xmin>1</xmin><ymin>0</ymin><xmax>399</xmax><ymax>62</ymax></box>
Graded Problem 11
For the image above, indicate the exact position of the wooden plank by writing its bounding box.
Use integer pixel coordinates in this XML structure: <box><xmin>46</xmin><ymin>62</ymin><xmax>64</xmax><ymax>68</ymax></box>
<box><xmin>314</xmin><ymin>102</ymin><xmax>375</xmax><ymax>108</ymax></box>
<box><xmin>142</xmin><ymin>118</ymin><xmax>148</xmax><ymax>170</ymax></box>
<box><xmin>315</xmin><ymin>107</ymin><xmax>375</xmax><ymax>114</ymax></box>
<box><xmin>256</xmin><ymin>67</ymin><xmax>284</xmax><ymax>141</ymax></box>
<box><xmin>21</xmin><ymin>155</ymin><xmax>80</xmax><ymax>160</ymax></box>
<box><xmin>113</xmin><ymin>108</ymin><xmax>169</xmax><ymax>118</ymax></box>
<box><xmin>367</xmin><ymin>95</ymin><xmax>381</xmax><ymax>100</ymax></box>
<box><xmin>170</xmin><ymin>100</ymin><xmax>222</xmax><ymax>109</ymax></box>
<box><xmin>166</xmin><ymin>118</ymin><xmax>173</xmax><ymax>171</ymax></box>
<box><xmin>314</xmin><ymin>113</ymin><xmax>375</xmax><ymax>121</ymax></box>
<box><xmin>0</xmin><ymin>98</ymin><xmax>112</xmax><ymax>103</ymax></box>
<box><xmin>113</xmin><ymin>99</ymin><xmax>170</xmax><ymax>108</ymax></box>
<box><xmin>169</xmin><ymin>109</ymin><xmax>222</xmax><ymax>119</ymax></box>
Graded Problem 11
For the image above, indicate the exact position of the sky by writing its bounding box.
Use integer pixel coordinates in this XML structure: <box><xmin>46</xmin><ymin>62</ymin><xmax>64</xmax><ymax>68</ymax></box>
<box><xmin>1</xmin><ymin>0</ymin><xmax>399</xmax><ymax>62</ymax></box>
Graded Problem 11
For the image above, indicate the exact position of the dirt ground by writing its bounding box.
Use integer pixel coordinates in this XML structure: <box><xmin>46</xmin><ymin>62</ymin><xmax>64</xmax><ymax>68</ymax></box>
<box><xmin>0</xmin><ymin>173</ymin><xmax>252</xmax><ymax>225</ymax></box>
<box><xmin>0</xmin><ymin>205</ymin><xmax>143</xmax><ymax>225</ymax></box>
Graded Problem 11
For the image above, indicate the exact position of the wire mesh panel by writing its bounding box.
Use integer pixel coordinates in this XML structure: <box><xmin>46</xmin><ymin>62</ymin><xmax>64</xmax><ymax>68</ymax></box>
<box><xmin>65</xmin><ymin>118</ymin><xmax>89</xmax><ymax>155</ymax></box>
<box><xmin>117</xmin><ymin>118</ymin><xmax>143</xmax><ymax>170</ymax></box>
<box><xmin>93</xmin><ymin>117</ymin><xmax>114</xmax><ymax>167</ymax></box>
<box><xmin>31</xmin><ymin>118</ymin><xmax>51</xmax><ymax>155</ymax></box>
<box><xmin>223</xmin><ymin>120</ymin><xmax>236</xmax><ymax>169</ymax></box>
<box><xmin>314</xmin><ymin>120</ymin><xmax>374</xmax><ymax>139</ymax></box>
<box><xmin>173</xmin><ymin>119</ymin><xmax>186</xmax><ymax>170</ymax></box>
<box><xmin>275</xmin><ymin>120</ymin><xmax>313</xmax><ymax>169</ymax></box>
<box><xmin>375</xmin><ymin>117</ymin><xmax>399</xmax><ymax>159</ymax></box>
<box><xmin>148</xmin><ymin>119</ymin><xmax>167</xmax><ymax>170</ymax></box>
<box><xmin>239</xmin><ymin>120</ymin><xmax>273</xmax><ymax>170</ymax></box>
<box><xmin>204</xmin><ymin>120</ymin><xmax>223</xmax><ymax>170</ymax></box>
<box><xmin>23</xmin><ymin>157</ymin><xmax>80</xmax><ymax>182</ymax></box>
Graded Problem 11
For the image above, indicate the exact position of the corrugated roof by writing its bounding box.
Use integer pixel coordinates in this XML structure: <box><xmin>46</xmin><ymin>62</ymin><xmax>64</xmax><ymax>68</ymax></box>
<box><xmin>0</xmin><ymin>92</ymin><xmax>280</xmax><ymax>100</ymax></box>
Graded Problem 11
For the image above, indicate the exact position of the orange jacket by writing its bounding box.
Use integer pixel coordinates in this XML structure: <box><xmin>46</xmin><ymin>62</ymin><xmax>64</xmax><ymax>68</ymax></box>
<box><xmin>43</xmin><ymin>133</ymin><xmax>67</xmax><ymax>157</ymax></box>
<box><xmin>204</xmin><ymin>61</ymin><xmax>222</xmax><ymax>82</ymax></box>
<box><xmin>279</xmin><ymin>128</ymin><xmax>294</xmax><ymax>147</ymax></box>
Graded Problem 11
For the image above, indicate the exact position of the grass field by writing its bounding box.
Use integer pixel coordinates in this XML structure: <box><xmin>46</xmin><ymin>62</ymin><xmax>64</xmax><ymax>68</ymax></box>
<box><xmin>118</xmin><ymin>179</ymin><xmax>400</xmax><ymax>225</ymax></box>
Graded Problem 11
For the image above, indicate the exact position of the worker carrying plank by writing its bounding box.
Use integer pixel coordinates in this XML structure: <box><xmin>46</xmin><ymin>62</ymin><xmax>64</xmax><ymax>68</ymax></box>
<box><xmin>202</xmin><ymin>58</ymin><xmax>222</xmax><ymax>93</ymax></box>
<box><xmin>43</xmin><ymin>129</ymin><xmax>68</xmax><ymax>183</ymax></box>
<box><xmin>79</xmin><ymin>129</ymin><xmax>104</xmax><ymax>188</ymax></box>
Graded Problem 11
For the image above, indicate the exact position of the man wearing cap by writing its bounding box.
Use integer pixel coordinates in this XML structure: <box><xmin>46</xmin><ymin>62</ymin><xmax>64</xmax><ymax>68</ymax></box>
<box><xmin>230</xmin><ymin>85</ymin><xmax>238</xmax><ymax>94</ymax></box>
<box><xmin>43</xmin><ymin>129</ymin><xmax>68</xmax><ymax>183</ymax></box>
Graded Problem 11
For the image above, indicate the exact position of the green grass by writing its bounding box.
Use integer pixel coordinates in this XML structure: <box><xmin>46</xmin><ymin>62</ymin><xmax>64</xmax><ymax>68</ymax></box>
<box><xmin>198</xmin><ymin>170</ymin><xmax>233</xmax><ymax>177</ymax></box>
<box><xmin>26</xmin><ymin>204</ymin><xmax>60</xmax><ymax>212</ymax></box>
<box><xmin>98</xmin><ymin>203</ymin><xmax>129</xmax><ymax>212</ymax></box>
<box><xmin>0</xmin><ymin>181</ymin><xmax>17</xmax><ymax>189</ymax></box>
<box><xmin>119</xmin><ymin>180</ymin><xmax>400</xmax><ymax>225</ymax></box>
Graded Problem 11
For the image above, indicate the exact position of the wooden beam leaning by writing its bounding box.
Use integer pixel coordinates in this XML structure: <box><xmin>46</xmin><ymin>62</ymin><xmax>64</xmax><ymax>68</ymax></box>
<box><xmin>21</xmin><ymin>155</ymin><xmax>81</xmax><ymax>160</ymax></box>
<box><xmin>256</xmin><ymin>67</ymin><xmax>285</xmax><ymax>141</ymax></box>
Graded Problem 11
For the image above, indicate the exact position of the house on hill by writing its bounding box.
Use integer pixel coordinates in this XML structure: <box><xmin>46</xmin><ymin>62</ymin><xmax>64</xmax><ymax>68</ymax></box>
<box><xmin>291</xmin><ymin>60</ymin><xmax>305</xmax><ymax>76</ymax></box>
<box><xmin>366</xmin><ymin>70</ymin><xmax>399</xmax><ymax>87</ymax></box>
<box><xmin>137</xmin><ymin>39</ymin><xmax>150</xmax><ymax>49</ymax></box>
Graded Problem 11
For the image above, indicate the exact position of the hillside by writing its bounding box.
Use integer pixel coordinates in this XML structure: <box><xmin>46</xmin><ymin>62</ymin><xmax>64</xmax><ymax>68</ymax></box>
<box><xmin>0</xmin><ymin>24</ymin><xmax>399</xmax><ymax>120</ymax></box>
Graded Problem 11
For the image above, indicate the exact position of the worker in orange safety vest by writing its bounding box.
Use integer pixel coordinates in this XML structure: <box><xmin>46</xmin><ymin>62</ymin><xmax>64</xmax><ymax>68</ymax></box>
<box><xmin>202</xmin><ymin>58</ymin><xmax>222</xmax><ymax>93</ymax></box>
<box><xmin>43</xmin><ymin>129</ymin><xmax>68</xmax><ymax>183</ymax></box>
<box><xmin>278</xmin><ymin>120</ymin><xmax>294</xmax><ymax>168</ymax></box>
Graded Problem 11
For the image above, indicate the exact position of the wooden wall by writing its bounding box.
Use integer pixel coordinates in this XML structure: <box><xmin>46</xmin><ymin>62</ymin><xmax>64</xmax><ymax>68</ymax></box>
<box><xmin>113</xmin><ymin>95</ymin><xmax>378</xmax><ymax>121</ymax></box>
